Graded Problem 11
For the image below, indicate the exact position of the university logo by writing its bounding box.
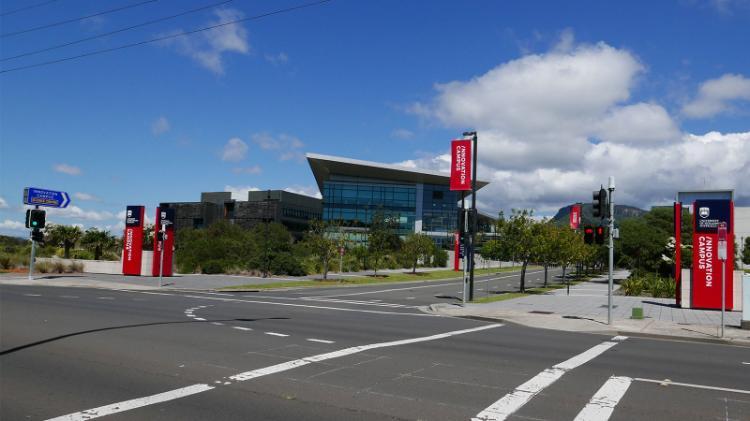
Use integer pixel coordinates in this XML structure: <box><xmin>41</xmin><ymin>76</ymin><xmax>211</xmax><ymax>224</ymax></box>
<box><xmin>699</xmin><ymin>207</ymin><xmax>710</xmax><ymax>219</ymax></box>
<box><xmin>127</xmin><ymin>210</ymin><xmax>132</xmax><ymax>217</ymax></box>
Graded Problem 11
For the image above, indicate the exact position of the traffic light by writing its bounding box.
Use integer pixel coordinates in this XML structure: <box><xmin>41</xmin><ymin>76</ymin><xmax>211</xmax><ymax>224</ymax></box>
<box><xmin>25</xmin><ymin>209</ymin><xmax>46</xmax><ymax>229</ymax></box>
<box><xmin>31</xmin><ymin>228</ymin><xmax>44</xmax><ymax>243</ymax></box>
<box><xmin>592</xmin><ymin>188</ymin><xmax>607</xmax><ymax>219</ymax></box>
<box><xmin>583</xmin><ymin>225</ymin><xmax>594</xmax><ymax>244</ymax></box>
<box><xmin>595</xmin><ymin>226</ymin><xmax>605</xmax><ymax>244</ymax></box>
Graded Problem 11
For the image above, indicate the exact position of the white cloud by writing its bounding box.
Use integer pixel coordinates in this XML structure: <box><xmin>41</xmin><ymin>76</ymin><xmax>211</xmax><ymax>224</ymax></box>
<box><xmin>283</xmin><ymin>185</ymin><xmax>322</xmax><ymax>199</ymax></box>
<box><xmin>403</xmin><ymin>33</ymin><xmax>750</xmax><ymax>214</ymax></box>
<box><xmin>265</xmin><ymin>52</ymin><xmax>289</xmax><ymax>65</ymax></box>
<box><xmin>390</xmin><ymin>128</ymin><xmax>415</xmax><ymax>140</ymax></box>
<box><xmin>53</xmin><ymin>163</ymin><xmax>82</xmax><ymax>175</ymax></box>
<box><xmin>152</xmin><ymin>116</ymin><xmax>170</xmax><ymax>135</ymax></box>
<box><xmin>0</xmin><ymin>197</ymin><xmax>8</xmax><ymax>209</ymax></box>
<box><xmin>0</xmin><ymin>220</ymin><xmax>25</xmax><ymax>230</ymax></box>
<box><xmin>224</xmin><ymin>185</ymin><xmax>260</xmax><ymax>200</ymax></box>
<box><xmin>159</xmin><ymin>8</ymin><xmax>249</xmax><ymax>74</ymax></box>
<box><xmin>43</xmin><ymin>205</ymin><xmax>114</xmax><ymax>221</ymax></box>
<box><xmin>221</xmin><ymin>137</ymin><xmax>248</xmax><ymax>162</ymax></box>
<box><xmin>682</xmin><ymin>73</ymin><xmax>750</xmax><ymax>118</ymax></box>
<box><xmin>251</xmin><ymin>132</ymin><xmax>305</xmax><ymax>161</ymax></box>
<box><xmin>232</xmin><ymin>165</ymin><xmax>262</xmax><ymax>175</ymax></box>
<box><xmin>73</xmin><ymin>192</ymin><xmax>100</xmax><ymax>201</ymax></box>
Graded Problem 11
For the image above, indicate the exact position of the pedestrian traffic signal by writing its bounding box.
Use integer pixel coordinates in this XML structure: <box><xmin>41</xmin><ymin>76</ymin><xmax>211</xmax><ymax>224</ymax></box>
<box><xmin>25</xmin><ymin>209</ymin><xmax>46</xmax><ymax>229</ymax></box>
<box><xmin>595</xmin><ymin>226</ymin><xmax>605</xmax><ymax>244</ymax></box>
<box><xmin>583</xmin><ymin>225</ymin><xmax>594</xmax><ymax>244</ymax></box>
<box><xmin>31</xmin><ymin>228</ymin><xmax>44</xmax><ymax>243</ymax></box>
<box><xmin>592</xmin><ymin>188</ymin><xmax>607</xmax><ymax>219</ymax></box>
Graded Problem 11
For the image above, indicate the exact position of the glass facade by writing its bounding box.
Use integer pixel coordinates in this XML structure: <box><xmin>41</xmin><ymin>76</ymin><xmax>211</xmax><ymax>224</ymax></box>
<box><xmin>322</xmin><ymin>177</ymin><xmax>461</xmax><ymax>247</ymax></box>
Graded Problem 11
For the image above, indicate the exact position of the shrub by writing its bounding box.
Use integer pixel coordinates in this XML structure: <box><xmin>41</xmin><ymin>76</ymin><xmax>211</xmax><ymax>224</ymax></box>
<box><xmin>432</xmin><ymin>248</ymin><xmax>448</xmax><ymax>267</ymax></box>
<box><xmin>36</xmin><ymin>261</ymin><xmax>51</xmax><ymax>273</ymax></box>
<box><xmin>71</xmin><ymin>249</ymin><xmax>95</xmax><ymax>260</ymax></box>
<box><xmin>620</xmin><ymin>278</ymin><xmax>644</xmax><ymax>296</ymax></box>
<box><xmin>69</xmin><ymin>261</ymin><xmax>84</xmax><ymax>272</ymax></box>
<box><xmin>270</xmin><ymin>252</ymin><xmax>306</xmax><ymax>276</ymax></box>
<box><xmin>0</xmin><ymin>254</ymin><xmax>15</xmax><ymax>270</ymax></box>
<box><xmin>201</xmin><ymin>260</ymin><xmax>227</xmax><ymax>274</ymax></box>
<box><xmin>52</xmin><ymin>261</ymin><xmax>66</xmax><ymax>273</ymax></box>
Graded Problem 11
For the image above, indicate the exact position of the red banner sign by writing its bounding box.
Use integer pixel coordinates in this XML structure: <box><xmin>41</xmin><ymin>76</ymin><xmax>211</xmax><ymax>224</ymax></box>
<box><xmin>450</xmin><ymin>139</ymin><xmax>472</xmax><ymax>191</ymax></box>
<box><xmin>692</xmin><ymin>200</ymin><xmax>734</xmax><ymax>310</ymax></box>
<box><xmin>122</xmin><ymin>205</ymin><xmax>145</xmax><ymax>276</ymax></box>
<box><xmin>569</xmin><ymin>204</ymin><xmax>581</xmax><ymax>230</ymax></box>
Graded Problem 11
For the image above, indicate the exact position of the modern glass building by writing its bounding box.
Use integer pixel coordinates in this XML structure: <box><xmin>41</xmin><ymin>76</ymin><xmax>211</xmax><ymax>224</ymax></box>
<box><xmin>307</xmin><ymin>153</ymin><xmax>489</xmax><ymax>248</ymax></box>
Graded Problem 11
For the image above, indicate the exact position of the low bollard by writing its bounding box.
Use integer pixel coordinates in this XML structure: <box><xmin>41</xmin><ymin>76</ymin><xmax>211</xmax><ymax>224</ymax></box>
<box><xmin>631</xmin><ymin>307</ymin><xmax>644</xmax><ymax>320</ymax></box>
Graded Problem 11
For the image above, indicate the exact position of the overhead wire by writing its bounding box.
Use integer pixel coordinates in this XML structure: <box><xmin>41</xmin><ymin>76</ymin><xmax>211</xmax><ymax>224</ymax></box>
<box><xmin>1</xmin><ymin>0</ymin><xmax>61</xmax><ymax>17</ymax></box>
<box><xmin>0</xmin><ymin>0</ymin><xmax>332</xmax><ymax>74</ymax></box>
<box><xmin>2</xmin><ymin>0</ymin><xmax>234</xmax><ymax>62</ymax></box>
<box><xmin>2</xmin><ymin>0</ymin><xmax>159</xmax><ymax>38</ymax></box>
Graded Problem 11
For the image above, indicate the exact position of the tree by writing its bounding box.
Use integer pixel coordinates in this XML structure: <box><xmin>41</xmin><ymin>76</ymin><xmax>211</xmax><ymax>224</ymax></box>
<box><xmin>352</xmin><ymin>245</ymin><xmax>369</xmax><ymax>270</ymax></box>
<box><xmin>368</xmin><ymin>212</ymin><xmax>398</xmax><ymax>276</ymax></box>
<box><xmin>401</xmin><ymin>233</ymin><xmax>434</xmax><ymax>273</ymax></box>
<box><xmin>742</xmin><ymin>237</ymin><xmax>750</xmax><ymax>266</ymax></box>
<box><xmin>142</xmin><ymin>224</ymin><xmax>154</xmax><ymax>251</ymax></box>
<box><xmin>80</xmin><ymin>228</ymin><xmax>118</xmax><ymax>260</ymax></box>
<box><xmin>554</xmin><ymin>227</ymin><xmax>581</xmax><ymax>288</ymax></box>
<box><xmin>303</xmin><ymin>220</ymin><xmax>339</xmax><ymax>280</ymax></box>
<box><xmin>532</xmin><ymin>221</ymin><xmax>558</xmax><ymax>287</ymax></box>
<box><xmin>481</xmin><ymin>209</ymin><xmax>536</xmax><ymax>292</ymax></box>
<box><xmin>45</xmin><ymin>224</ymin><xmax>82</xmax><ymax>258</ymax></box>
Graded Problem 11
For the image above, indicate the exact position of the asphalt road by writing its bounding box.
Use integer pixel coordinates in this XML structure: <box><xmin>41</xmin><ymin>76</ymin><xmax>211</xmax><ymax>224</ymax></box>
<box><xmin>1</xmin><ymin>282</ymin><xmax>748</xmax><ymax>421</ymax></box>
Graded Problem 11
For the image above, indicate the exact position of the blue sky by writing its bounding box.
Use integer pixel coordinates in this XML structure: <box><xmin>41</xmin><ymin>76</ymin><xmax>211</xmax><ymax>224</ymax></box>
<box><xmin>1</xmin><ymin>0</ymin><xmax>749</xmax><ymax>236</ymax></box>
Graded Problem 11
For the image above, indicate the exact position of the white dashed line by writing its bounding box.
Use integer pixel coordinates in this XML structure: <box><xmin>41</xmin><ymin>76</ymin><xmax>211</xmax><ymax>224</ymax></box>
<box><xmin>264</xmin><ymin>332</ymin><xmax>289</xmax><ymax>337</ymax></box>
<box><xmin>193</xmin><ymin>318</ymin><xmax>206</xmax><ymax>321</ymax></box>
<box><xmin>46</xmin><ymin>324</ymin><xmax>501</xmax><ymax>420</ymax></box>
<box><xmin>212</xmin><ymin>322</ymin><xmax>224</xmax><ymax>326</ymax></box>
<box><xmin>306</xmin><ymin>338</ymin><xmax>334</xmax><ymax>344</ymax></box>
<box><xmin>232</xmin><ymin>326</ymin><xmax>252</xmax><ymax>331</ymax></box>
<box><xmin>97</xmin><ymin>297</ymin><xmax>114</xmax><ymax>300</ymax></box>
<box><xmin>472</xmin><ymin>337</ymin><xmax>625</xmax><ymax>421</ymax></box>
<box><xmin>573</xmin><ymin>376</ymin><xmax>632</xmax><ymax>421</ymax></box>
<box><xmin>60</xmin><ymin>295</ymin><xmax>79</xmax><ymax>298</ymax></box>
<box><xmin>23</xmin><ymin>293</ymin><xmax>42</xmax><ymax>297</ymax></box>
<box><xmin>742</xmin><ymin>362</ymin><xmax>750</xmax><ymax>365</ymax></box>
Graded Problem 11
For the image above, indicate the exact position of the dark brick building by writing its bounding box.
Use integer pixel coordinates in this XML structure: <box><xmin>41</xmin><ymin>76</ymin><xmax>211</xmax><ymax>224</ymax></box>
<box><xmin>160</xmin><ymin>190</ymin><xmax>322</xmax><ymax>239</ymax></box>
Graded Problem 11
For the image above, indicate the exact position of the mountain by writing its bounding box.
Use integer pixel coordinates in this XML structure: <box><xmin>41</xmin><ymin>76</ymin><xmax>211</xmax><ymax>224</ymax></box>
<box><xmin>552</xmin><ymin>203</ymin><xmax>647</xmax><ymax>227</ymax></box>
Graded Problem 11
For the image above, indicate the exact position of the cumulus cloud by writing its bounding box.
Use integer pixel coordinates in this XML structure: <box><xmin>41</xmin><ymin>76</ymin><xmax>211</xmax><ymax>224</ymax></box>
<box><xmin>224</xmin><ymin>185</ymin><xmax>260</xmax><ymax>200</ymax></box>
<box><xmin>0</xmin><ymin>220</ymin><xmax>25</xmax><ymax>231</ymax></box>
<box><xmin>152</xmin><ymin>116</ymin><xmax>170</xmax><ymax>135</ymax></box>
<box><xmin>232</xmin><ymin>165</ymin><xmax>262</xmax><ymax>175</ymax></box>
<box><xmin>53</xmin><ymin>163</ymin><xmax>82</xmax><ymax>175</ymax></box>
<box><xmin>0</xmin><ymin>197</ymin><xmax>8</xmax><ymax>209</ymax></box>
<box><xmin>403</xmin><ymin>33</ymin><xmax>750</xmax><ymax>214</ymax></box>
<box><xmin>251</xmin><ymin>132</ymin><xmax>305</xmax><ymax>161</ymax></box>
<box><xmin>40</xmin><ymin>205</ymin><xmax>114</xmax><ymax>221</ymax></box>
<box><xmin>682</xmin><ymin>73</ymin><xmax>750</xmax><ymax>118</ymax></box>
<box><xmin>221</xmin><ymin>137</ymin><xmax>248</xmax><ymax>162</ymax></box>
<box><xmin>284</xmin><ymin>185</ymin><xmax>322</xmax><ymax>199</ymax></box>
<box><xmin>160</xmin><ymin>8</ymin><xmax>249</xmax><ymax>74</ymax></box>
<box><xmin>73</xmin><ymin>192</ymin><xmax>99</xmax><ymax>201</ymax></box>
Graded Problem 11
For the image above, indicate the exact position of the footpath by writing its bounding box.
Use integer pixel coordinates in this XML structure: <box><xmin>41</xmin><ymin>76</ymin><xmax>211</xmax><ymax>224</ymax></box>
<box><xmin>427</xmin><ymin>270</ymin><xmax>750</xmax><ymax>346</ymax></box>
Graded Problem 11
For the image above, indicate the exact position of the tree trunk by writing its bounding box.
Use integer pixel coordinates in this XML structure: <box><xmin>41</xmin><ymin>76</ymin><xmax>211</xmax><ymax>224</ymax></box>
<box><xmin>543</xmin><ymin>264</ymin><xmax>548</xmax><ymax>288</ymax></box>
<box><xmin>64</xmin><ymin>241</ymin><xmax>72</xmax><ymax>259</ymax></box>
<box><xmin>520</xmin><ymin>260</ymin><xmax>528</xmax><ymax>292</ymax></box>
<box><xmin>323</xmin><ymin>259</ymin><xmax>328</xmax><ymax>280</ymax></box>
<box><xmin>95</xmin><ymin>246</ymin><xmax>102</xmax><ymax>261</ymax></box>
<box><xmin>412</xmin><ymin>259</ymin><xmax>417</xmax><ymax>274</ymax></box>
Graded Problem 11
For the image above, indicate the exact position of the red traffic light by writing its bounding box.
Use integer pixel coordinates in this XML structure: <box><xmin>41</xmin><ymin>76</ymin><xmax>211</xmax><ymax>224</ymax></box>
<box><xmin>583</xmin><ymin>226</ymin><xmax>594</xmax><ymax>244</ymax></box>
<box><xmin>595</xmin><ymin>226</ymin><xmax>605</xmax><ymax>244</ymax></box>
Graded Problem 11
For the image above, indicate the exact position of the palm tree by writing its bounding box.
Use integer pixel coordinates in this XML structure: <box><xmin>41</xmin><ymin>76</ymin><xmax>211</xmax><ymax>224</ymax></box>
<box><xmin>45</xmin><ymin>224</ymin><xmax>83</xmax><ymax>258</ymax></box>
<box><xmin>80</xmin><ymin>228</ymin><xmax>118</xmax><ymax>260</ymax></box>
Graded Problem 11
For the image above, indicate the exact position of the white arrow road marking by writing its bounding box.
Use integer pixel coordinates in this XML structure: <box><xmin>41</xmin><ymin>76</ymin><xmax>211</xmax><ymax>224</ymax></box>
<box><xmin>45</xmin><ymin>324</ymin><xmax>502</xmax><ymax>421</ymax></box>
<box><xmin>232</xmin><ymin>326</ymin><xmax>252</xmax><ymax>331</ymax></box>
<box><xmin>573</xmin><ymin>376</ymin><xmax>632</xmax><ymax>421</ymax></box>
<box><xmin>264</xmin><ymin>332</ymin><xmax>289</xmax><ymax>337</ymax></box>
<box><xmin>306</xmin><ymin>338</ymin><xmax>334</xmax><ymax>344</ymax></box>
<box><xmin>472</xmin><ymin>337</ymin><xmax>626</xmax><ymax>421</ymax></box>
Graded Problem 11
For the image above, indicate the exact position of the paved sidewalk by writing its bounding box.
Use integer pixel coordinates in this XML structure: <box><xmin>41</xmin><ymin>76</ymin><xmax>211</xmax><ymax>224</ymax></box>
<box><xmin>428</xmin><ymin>270</ymin><xmax>750</xmax><ymax>345</ymax></box>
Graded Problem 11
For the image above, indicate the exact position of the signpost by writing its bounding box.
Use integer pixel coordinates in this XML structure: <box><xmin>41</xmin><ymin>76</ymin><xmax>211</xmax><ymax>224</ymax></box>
<box><xmin>23</xmin><ymin>187</ymin><xmax>70</xmax><ymax>280</ymax></box>
<box><xmin>717</xmin><ymin>222</ymin><xmax>728</xmax><ymax>338</ymax></box>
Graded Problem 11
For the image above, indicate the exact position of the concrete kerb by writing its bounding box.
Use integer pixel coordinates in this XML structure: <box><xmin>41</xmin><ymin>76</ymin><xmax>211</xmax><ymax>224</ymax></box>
<box><xmin>423</xmin><ymin>303</ymin><xmax>750</xmax><ymax>347</ymax></box>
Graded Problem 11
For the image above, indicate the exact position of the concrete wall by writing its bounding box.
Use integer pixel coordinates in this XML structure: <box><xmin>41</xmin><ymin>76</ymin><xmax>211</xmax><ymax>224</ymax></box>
<box><xmin>37</xmin><ymin>250</ymin><xmax>158</xmax><ymax>276</ymax></box>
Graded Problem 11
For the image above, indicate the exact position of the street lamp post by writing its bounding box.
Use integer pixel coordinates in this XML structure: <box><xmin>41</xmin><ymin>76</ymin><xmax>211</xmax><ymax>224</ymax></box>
<box><xmin>463</xmin><ymin>131</ymin><xmax>478</xmax><ymax>301</ymax></box>
<box><xmin>607</xmin><ymin>176</ymin><xmax>615</xmax><ymax>326</ymax></box>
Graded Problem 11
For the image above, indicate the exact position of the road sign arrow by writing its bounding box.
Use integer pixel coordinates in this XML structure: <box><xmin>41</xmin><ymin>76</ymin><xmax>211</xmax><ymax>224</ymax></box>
<box><xmin>23</xmin><ymin>187</ymin><xmax>71</xmax><ymax>208</ymax></box>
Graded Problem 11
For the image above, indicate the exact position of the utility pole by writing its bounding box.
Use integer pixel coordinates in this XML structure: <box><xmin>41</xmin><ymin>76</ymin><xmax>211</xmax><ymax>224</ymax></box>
<box><xmin>461</xmin><ymin>191</ymin><xmax>467</xmax><ymax>304</ymax></box>
<box><xmin>607</xmin><ymin>176</ymin><xmax>615</xmax><ymax>326</ymax></box>
<box><xmin>264</xmin><ymin>190</ymin><xmax>271</xmax><ymax>278</ymax></box>
<box><xmin>464</xmin><ymin>131</ymin><xmax>478</xmax><ymax>301</ymax></box>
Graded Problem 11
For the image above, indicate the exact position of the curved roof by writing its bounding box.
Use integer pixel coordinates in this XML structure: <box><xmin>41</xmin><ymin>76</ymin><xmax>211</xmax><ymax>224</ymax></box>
<box><xmin>307</xmin><ymin>153</ymin><xmax>489</xmax><ymax>192</ymax></box>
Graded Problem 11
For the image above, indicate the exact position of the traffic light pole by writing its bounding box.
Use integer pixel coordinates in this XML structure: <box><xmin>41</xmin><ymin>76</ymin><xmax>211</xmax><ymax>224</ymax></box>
<box><xmin>607</xmin><ymin>177</ymin><xmax>615</xmax><ymax>326</ymax></box>
<box><xmin>27</xmin><ymin>205</ymin><xmax>40</xmax><ymax>280</ymax></box>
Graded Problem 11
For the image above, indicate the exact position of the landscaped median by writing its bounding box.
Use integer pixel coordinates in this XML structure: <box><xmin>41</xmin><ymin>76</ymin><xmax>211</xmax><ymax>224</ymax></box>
<box><xmin>470</xmin><ymin>278</ymin><xmax>589</xmax><ymax>303</ymax></box>
<box><xmin>218</xmin><ymin>266</ymin><xmax>538</xmax><ymax>291</ymax></box>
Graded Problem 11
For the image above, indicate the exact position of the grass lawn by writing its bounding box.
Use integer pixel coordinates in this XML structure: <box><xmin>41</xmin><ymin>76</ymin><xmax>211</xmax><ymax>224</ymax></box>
<box><xmin>470</xmin><ymin>278</ymin><xmax>589</xmax><ymax>304</ymax></box>
<box><xmin>219</xmin><ymin>265</ymin><xmax>540</xmax><ymax>291</ymax></box>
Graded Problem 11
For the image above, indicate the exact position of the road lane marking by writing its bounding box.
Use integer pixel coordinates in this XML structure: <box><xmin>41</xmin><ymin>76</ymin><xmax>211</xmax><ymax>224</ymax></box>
<box><xmin>212</xmin><ymin>322</ymin><xmax>224</xmax><ymax>326</ymax></box>
<box><xmin>230</xmin><ymin>324</ymin><xmax>502</xmax><ymax>381</ymax></box>
<box><xmin>60</xmin><ymin>295</ymin><xmax>78</xmax><ymax>298</ymax></box>
<box><xmin>46</xmin><ymin>383</ymin><xmax>215</xmax><ymax>421</ymax></box>
<box><xmin>307</xmin><ymin>338</ymin><xmax>334</xmax><ymax>344</ymax></box>
<box><xmin>97</xmin><ymin>297</ymin><xmax>114</xmax><ymax>300</ymax></box>
<box><xmin>742</xmin><ymin>362</ymin><xmax>750</xmax><ymax>365</ymax></box>
<box><xmin>23</xmin><ymin>293</ymin><xmax>42</xmax><ymax>297</ymax></box>
<box><xmin>573</xmin><ymin>376</ymin><xmax>632</xmax><ymax>421</ymax></box>
<box><xmin>232</xmin><ymin>326</ymin><xmax>252</xmax><ymax>331</ymax></box>
<box><xmin>193</xmin><ymin>317</ymin><xmax>206</xmax><ymax>321</ymax></box>
<box><xmin>633</xmin><ymin>378</ymin><xmax>750</xmax><ymax>395</ymax></box>
<box><xmin>472</xmin><ymin>337</ymin><xmax>625</xmax><ymax>421</ymax></box>
<box><xmin>265</xmin><ymin>332</ymin><xmax>289</xmax><ymax>337</ymax></box>
<box><xmin>45</xmin><ymin>324</ymin><xmax>501</xmax><ymax>420</ymax></box>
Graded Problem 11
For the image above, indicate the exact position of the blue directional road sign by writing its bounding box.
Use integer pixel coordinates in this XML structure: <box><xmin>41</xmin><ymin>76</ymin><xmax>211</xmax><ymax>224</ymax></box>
<box><xmin>23</xmin><ymin>187</ymin><xmax>70</xmax><ymax>208</ymax></box>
